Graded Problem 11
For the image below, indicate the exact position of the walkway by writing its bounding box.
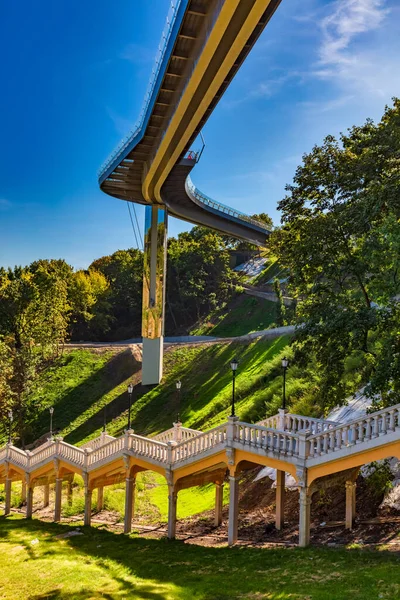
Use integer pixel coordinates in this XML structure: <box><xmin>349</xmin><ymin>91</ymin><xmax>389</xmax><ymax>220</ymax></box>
<box><xmin>1</xmin><ymin>404</ymin><xmax>400</xmax><ymax>546</ymax></box>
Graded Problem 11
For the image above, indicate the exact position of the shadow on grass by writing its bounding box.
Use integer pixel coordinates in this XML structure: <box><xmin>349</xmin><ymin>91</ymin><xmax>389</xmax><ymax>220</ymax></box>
<box><xmin>1</xmin><ymin>517</ymin><xmax>400</xmax><ymax>600</ymax></box>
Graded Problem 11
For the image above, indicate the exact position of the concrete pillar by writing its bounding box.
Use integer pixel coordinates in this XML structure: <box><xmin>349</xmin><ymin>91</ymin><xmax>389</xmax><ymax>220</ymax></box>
<box><xmin>141</xmin><ymin>205</ymin><xmax>168</xmax><ymax>385</ymax></box>
<box><xmin>124</xmin><ymin>477</ymin><xmax>136</xmax><ymax>534</ymax></box>
<box><xmin>67</xmin><ymin>481</ymin><xmax>73</xmax><ymax>506</ymax></box>
<box><xmin>5</xmin><ymin>478</ymin><xmax>12</xmax><ymax>516</ymax></box>
<box><xmin>345</xmin><ymin>481</ymin><xmax>356</xmax><ymax>530</ymax></box>
<box><xmin>97</xmin><ymin>486</ymin><xmax>104</xmax><ymax>512</ymax></box>
<box><xmin>26</xmin><ymin>485</ymin><xmax>34</xmax><ymax>519</ymax></box>
<box><xmin>43</xmin><ymin>483</ymin><xmax>50</xmax><ymax>508</ymax></box>
<box><xmin>84</xmin><ymin>486</ymin><xmax>92</xmax><ymax>527</ymax></box>
<box><xmin>125</xmin><ymin>478</ymin><xmax>136</xmax><ymax>533</ymax></box>
<box><xmin>275</xmin><ymin>470</ymin><xmax>285</xmax><ymax>530</ymax></box>
<box><xmin>214</xmin><ymin>483</ymin><xmax>224</xmax><ymax>527</ymax></box>
<box><xmin>298</xmin><ymin>488</ymin><xmax>311</xmax><ymax>547</ymax></box>
<box><xmin>21</xmin><ymin>482</ymin><xmax>26</xmax><ymax>503</ymax></box>
<box><xmin>228</xmin><ymin>475</ymin><xmax>239</xmax><ymax>546</ymax></box>
<box><xmin>167</xmin><ymin>484</ymin><xmax>177</xmax><ymax>539</ymax></box>
<box><xmin>54</xmin><ymin>478</ymin><xmax>63</xmax><ymax>522</ymax></box>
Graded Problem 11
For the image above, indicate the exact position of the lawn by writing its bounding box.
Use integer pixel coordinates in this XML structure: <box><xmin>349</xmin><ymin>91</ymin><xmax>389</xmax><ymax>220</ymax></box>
<box><xmin>0</xmin><ymin>516</ymin><xmax>399</xmax><ymax>599</ymax></box>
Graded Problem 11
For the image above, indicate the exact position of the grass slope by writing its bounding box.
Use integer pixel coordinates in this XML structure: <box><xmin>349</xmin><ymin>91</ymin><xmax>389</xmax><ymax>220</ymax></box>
<box><xmin>1</xmin><ymin>517</ymin><xmax>399</xmax><ymax>600</ymax></box>
<box><xmin>193</xmin><ymin>295</ymin><xmax>278</xmax><ymax>338</ymax></box>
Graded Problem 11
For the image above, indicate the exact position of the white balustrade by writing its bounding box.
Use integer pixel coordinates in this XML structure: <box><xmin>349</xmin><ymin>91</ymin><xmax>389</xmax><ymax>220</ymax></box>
<box><xmin>284</xmin><ymin>414</ymin><xmax>338</xmax><ymax>434</ymax></box>
<box><xmin>88</xmin><ymin>436</ymin><xmax>125</xmax><ymax>466</ymax></box>
<box><xmin>130</xmin><ymin>435</ymin><xmax>168</xmax><ymax>463</ymax></box>
<box><xmin>29</xmin><ymin>440</ymin><xmax>55</xmax><ymax>467</ymax></box>
<box><xmin>58</xmin><ymin>441</ymin><xmax>86</xmax><ymax>466</ymax></box>
<box><xmin>257</xmin><ymin>414</ymin><xmax>279</xmax><ymax>429</ymax></box>
<box><xmin>237</xmin><ymin>422</ymin><xmax>299</xmax><ymax>456</ymax></box>
<box><xmin>308</xmin><ymin>404</ymin><xmax>400</xmax><ymax>457</ymax></box>
<box><xmin>175</xmin><ymin>424</ymin><xmax>227</xmax><ymax>462</ymax></box>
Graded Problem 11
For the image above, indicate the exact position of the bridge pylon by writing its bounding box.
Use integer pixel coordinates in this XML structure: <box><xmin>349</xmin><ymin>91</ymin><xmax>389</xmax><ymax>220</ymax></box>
<box><xmin>141</xmin><ymin>204</ymin><xmax>168</xmax><ymax>385</ymax></box>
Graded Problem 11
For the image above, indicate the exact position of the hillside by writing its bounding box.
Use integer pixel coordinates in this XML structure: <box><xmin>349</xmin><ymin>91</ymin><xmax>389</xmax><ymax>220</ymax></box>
<box><xmin>20</xmin><ymin>335</ymin><xmax>290</xmax><ymax>447</ymax></box>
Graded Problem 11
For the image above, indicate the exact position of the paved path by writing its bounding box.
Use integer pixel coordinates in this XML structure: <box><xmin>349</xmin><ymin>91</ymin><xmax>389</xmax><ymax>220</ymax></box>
<box><xmin>66</xmin><ymin>325</ymin><xmax>295</xmax><ymax>349</ymax></box>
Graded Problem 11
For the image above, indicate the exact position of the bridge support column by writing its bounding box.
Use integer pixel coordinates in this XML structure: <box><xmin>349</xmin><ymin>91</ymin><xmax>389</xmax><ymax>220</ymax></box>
<box><xmin>214</xmin><ymin>482</ymin><xmax>224</xmax><ymax>527</ymax></box>
<box><xmin>26</xmin><ymin>482</ymin><xmax>33</xmax><ymax>519</ymax></box>
<box><xmin>43</xmin><ymin>483</ymin><xmax>50</xmax><ymax>508</ymax></box>
<box><xmin>21</xmin><ymin>482</ymin><xmax>26</xmax><ymax>503</ymax></box>
<box><xmin>67</xmin><ymin>481</ymin><xmax>73</xmax><ymax>506</ymax></box>
<box><xmin>97</xmin><ymin>486</ymin><xmax>104</xmax><ymax>512</ymax></box>
<box><xmin>54</xmin><ymin>478</ymin><xmax>63</xmax><ymax>522</ymax></box>
<box><xmin>345</xmin><ymin>481</ymin><xmax>356</xmax><ymax>530</ymax></box>
<box><xmin>167</xmin><ymin>484</ymin><xmax>177</xmax><ymax>539</ymax></box>
<box><xmin>275</xmin><ymin>470</ymin><xmax>285</xmax><ymax>530</ymax></box>
<box><xmin>299</xmin><ymin>488</ymin><xmax>311</xmax><ymax>547</ymax></box>
<box><xmin>84</xmin><ymin>485</ymin><xmax>92</xmax><ymax>527</ymax></box>
<box><xmin>124</xmin><ymin>477</ymin><xmax>136</xmax><ymax>534</ymax></box>
<box><xmin>141</xmin><ymin>205</ymin><xmax>168</xmax><ymax>386</ymax></box>
<box><xmin>5</xmin><ymin>478</ymin><xmax>12</xmax><ymax>516</ymax></box>
<box><xmin>228</xmin><ymin>475</ymin><xmax>239</xmax><ymax>546</ymax></box>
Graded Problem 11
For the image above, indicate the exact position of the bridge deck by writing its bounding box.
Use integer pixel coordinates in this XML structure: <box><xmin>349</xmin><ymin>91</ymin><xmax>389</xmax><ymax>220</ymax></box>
<box><xmin>98</xmin><ymin>0</ymin><xmax>282</xmax><ymax>245</ymax></box>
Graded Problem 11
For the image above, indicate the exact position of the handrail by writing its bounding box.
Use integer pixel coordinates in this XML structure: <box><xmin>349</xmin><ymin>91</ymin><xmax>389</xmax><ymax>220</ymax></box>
<box><xmin>185</xmin><ymin>177</ymin><xmax>270</xmax><ymax>232</ymax></box>
<box><xmin>98</xmin><ymin>0</ymin><xmax>186</xmax><ymax>179</ymax></box>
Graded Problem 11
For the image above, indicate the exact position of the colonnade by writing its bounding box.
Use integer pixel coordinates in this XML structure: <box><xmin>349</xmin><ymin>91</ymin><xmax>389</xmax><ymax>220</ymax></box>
<box><xmin>2</xmin><ymin>466</ymin><xmax>358</xmax><ymax>546</ymax></box>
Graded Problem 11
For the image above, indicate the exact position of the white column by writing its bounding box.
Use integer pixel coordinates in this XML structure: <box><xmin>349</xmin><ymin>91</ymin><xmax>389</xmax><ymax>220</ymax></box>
<box><xmin>97</xmin><ymin>486</ymin><xmax>104</xmax><ymax>511</ymax></box>
<box><xmin>21</xmin><ymin>481</ymin><xmax>27</xmax><ymax>503</ymax></box>
<box><xmin>167</xmin><ymin>484</ymin><xmax>177</xmax><ymax>539</ymax></box>
<box><xmin>345</xmin><ymin>481</ymin><xmax>356</xmax><ymax>530</ymax></box>
<box><xmin>298</xmin><ymin>488</ymin><xmax>311</xmax><ymax>547</ymax></box>
<box><xmin>84</xmin><ymin>486</ymin><xmax>92</xmax><ymax>526</ymax></box>
<box><xmin>228</xmin><ymin>475</ymin><xmax>239</xmax><ymax>546</ymax></box>
<box><xmin>26</xmin><ymin>484</ymin><xmax>34</xmax><ymax>519</ymax></box>
<box><xmin>54</xmin><ymin>478</ymin><xmax>63</xmax><ymax>522</ymax></box>
<box><xmin>275</xmin><ymin>470</ymin><xmax>285</xmax><ymax>530</ymax></box>
<box><xmin>124</xmin><ymin>477</ymin><xmax>136</xmax><ymax>534</ymax></box>
<box><xmin>67</xmin><ymin>481</ymin><xmax>73</xmax><ymax>506</ymax></box>
<box><xmin>43</xmin><ymin>483</ymin><xmax>50</xmax><ymax>508</ymax></box>
<box><xmin>5</xmin><ymin>478</ymin><xmax>12</xmax><ymax>515</ymax></box>
<box><xmin>214</xmin><ymin>483</ymin><xmax>224</xmax><ymax>527</ymax></box>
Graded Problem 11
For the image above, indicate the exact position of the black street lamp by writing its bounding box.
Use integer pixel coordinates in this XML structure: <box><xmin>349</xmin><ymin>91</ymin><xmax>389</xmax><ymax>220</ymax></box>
<box><xmin>103</xmin><ymin>404</ymin><xmax>107</xmax><ymax>433</ymax></box>
<box><xmin>176</xmin><ymin>380</ymin><xmax>182</xmax><ymax>422</ymax></box>
<box><xmin>8</xmin><ymin>410</ymin><xmax>13</xmax><ymax>444</ymax></box>
<box><xmin>127</xmin><ymin>384</ymin><xmax>133</xmax><ymax>430</ymax></box>
<box><xmin>230</xmin><ymin>358</ymin><xmax>238</xmax><ymax>417</ymax></box>
<box><xmin>49</xmin><ymin>407</ymin><xmax>54</xmax><ymax>439</ymax></box>
<box><xmin>281</xmin><ymin>357</ymin><xmax>289</xmax><ymax>410</ymax></box>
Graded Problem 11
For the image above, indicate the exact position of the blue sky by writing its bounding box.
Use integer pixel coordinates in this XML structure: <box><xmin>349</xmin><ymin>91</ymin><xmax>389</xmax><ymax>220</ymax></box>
<box><xmin>1</xmin><ymin>0</ymin><xmax>399</xmax><ymax>269</ymax></box>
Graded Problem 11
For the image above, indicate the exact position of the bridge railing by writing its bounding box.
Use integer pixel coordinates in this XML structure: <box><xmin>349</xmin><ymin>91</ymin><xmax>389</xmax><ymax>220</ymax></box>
<box><xmin>129</xmin><ymin>433</ymin><xmax>169</xmax><ymax>463</ymax></box>
<box><xmin>174</xmin><ymin>423</ymin><xmax>227</xmax><ymax>462</ymax></box>
<box><xmin>236</xmin><ymin>422</ymin><xmax>299</xmax><ymax>457</ymax></box>
<box><xmin>29</xmin><ymin>440</ymin><xmax>56</xmax><ymax>467</ymax></box>
<box><xmin>186</xmin><ymin>177</ymin><xmax>270</xmax><ymax>232</ymax></box>
<box><xmin>308</xmin><ymin>404</ymin><xmax>400</xmax><ymax>458</ymax></box>
<box><xmin>284</xmin><ymin>414</ymin><xmax>338</xmax><ymax>434</ymax></box>
<box><xmin>98</xmin><ymin>0</ymin><xmax>184</xmax><ymax>179</ymax></box>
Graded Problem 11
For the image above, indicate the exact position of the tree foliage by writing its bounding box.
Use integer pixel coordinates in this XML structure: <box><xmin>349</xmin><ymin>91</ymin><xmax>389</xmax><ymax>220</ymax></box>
<box><xmin>274</xmin><ymin>98</ymin><xmax>400</xmax><ymax>409</ymax></box>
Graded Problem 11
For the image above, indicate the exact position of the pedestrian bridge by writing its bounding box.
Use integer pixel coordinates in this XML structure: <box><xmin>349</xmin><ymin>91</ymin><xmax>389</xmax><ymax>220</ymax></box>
<box><xmin>97</xmin><ymin>0</ymin><xmax>283</xmax><ymax>384</ymax></box>
<box><xmin>2</xmin><ymin>404</ymin><xmax>400</xmax><ymax>547</ymax></box>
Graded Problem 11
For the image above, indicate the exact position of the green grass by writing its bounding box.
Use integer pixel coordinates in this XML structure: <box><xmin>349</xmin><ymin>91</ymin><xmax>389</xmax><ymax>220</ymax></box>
<box><xmin>1</xmin><ymin>517</ymin><xmax>400</xmax><ymax>600</ymax></box>
<box><xmin>252</xmin><ymin>259</ymin><xmax>286</xmax><ymax>286</ymax></box>
<box><xmin>191</xmin><ymin>294</ymin><xmax>278</xmax><ymax>337</ymax></box>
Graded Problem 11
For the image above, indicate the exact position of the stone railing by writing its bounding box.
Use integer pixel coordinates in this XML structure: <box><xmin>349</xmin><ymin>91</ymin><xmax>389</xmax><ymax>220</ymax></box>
<box><xmin>152</xmin><ymin>428</ymin><xmax>175</xmax><ymax>444</ymax></box>
<box><xmin>236</xmin><ymin>422</ymin><xmax>299</xmax><ymax>457</ymax></box>
<box><xmin>153</xmin><ymin>425</ymin><xmax>202</xmax><ymax>444</ymax></box>
<box><xmin>174</xmin><ymin>424</ymin><xmax>227</xmax><ymax>462</ymax></box>
<box><xmin>308</xmin><ymin>404</ymin><xmax>400</xmax><ymax>458</ymax></box>
<box><xmin>129</xmin><ymin>434</ymin><xmax>168</xmax><ymax>464</ymax></box>
<box><xmin>284</xmin><ymin>414</ymin><xmax>338</xmax><ymax>434</ymax></box>
<box><xmin>80</xmin><ymin>433</ymin><xmax>116</xmax><ymax>451</ymax></box>
<box><xmin>1</xmin><ymin>404</ymin><xmax>400</xmax><ymax>475</ymax></box>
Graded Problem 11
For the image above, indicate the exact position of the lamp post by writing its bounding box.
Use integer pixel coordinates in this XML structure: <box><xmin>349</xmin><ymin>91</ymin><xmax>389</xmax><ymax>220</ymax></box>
<box><xmin>281</xmin><ymin>357</ymin><xmax>289</xmax><ymax>410</ymax></box>
<box><xmin>103</xmin><ymin>404</ymin><xmax>107</xmax><ymax>433</ymax></box>
<box><xmin>49</xmin><ymin>407</ymin><xmax>54</xmax><ymax>439</ymax></box>
<box><xmin>176</xmin><ymin>380</ymin><xmax>182</xmax><ymax>422</ymax></box>
<box><xmin>127</xmin><ymin>384</ymin><xmax>133</xmax><ymax>430</ymax></box>
<box><xmin>230</xmin><ymin>358</ymin><xmax>238</xmax><ymax>417</ymax></box>
<box><xmin>8</xmin><ymin>410</ymin><xmax>13</xmax><ymax>444</ymax></box>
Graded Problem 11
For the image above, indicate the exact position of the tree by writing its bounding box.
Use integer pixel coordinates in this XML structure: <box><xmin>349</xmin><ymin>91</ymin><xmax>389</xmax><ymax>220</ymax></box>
<box><xmin>69</xmin><ymin>269</ymin><xmax>111</xmax><ymax>340</ymax></box>
<box><xmin>274</xmin><ymin>99</ymin><xmax>400</xmax><ymax>410</ymax></box>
